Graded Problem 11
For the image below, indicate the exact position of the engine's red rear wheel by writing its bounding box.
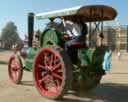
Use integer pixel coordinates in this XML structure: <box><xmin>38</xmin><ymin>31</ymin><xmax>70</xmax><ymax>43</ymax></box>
<box><xmin>33</xmin><ymin>47</ymin><xmax>72</xmax><ymax>99</ymax></box>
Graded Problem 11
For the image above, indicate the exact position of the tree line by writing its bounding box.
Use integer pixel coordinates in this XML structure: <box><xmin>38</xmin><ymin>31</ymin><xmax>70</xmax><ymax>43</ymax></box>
<box><xmin>0</xmin><ymin>21</ymin><xmax>22</xmax><ymax>49</ymax></box>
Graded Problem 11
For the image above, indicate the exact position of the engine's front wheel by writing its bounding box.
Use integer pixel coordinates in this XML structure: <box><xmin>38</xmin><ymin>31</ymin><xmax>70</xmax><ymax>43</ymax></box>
<box><xmin>8</xmin><ymin>55</ymin><xmax>23</xmax><ymax>84</ymax></box>
<box><xmin>33</xmin><ymin>47</ymin><xmax>73</xmax><ymax>99</ymax></box>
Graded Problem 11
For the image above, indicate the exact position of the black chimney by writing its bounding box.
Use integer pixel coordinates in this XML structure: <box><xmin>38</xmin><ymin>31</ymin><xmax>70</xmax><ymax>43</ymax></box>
<box><xmin>28</xmin><ymin>12</ymin><xmax>34</xmax><ymax>47</ymax></box>
<box><xmin>126</xmin><ymin>25</ymin><xmax>128</xmax><ymax>52</ymax></box>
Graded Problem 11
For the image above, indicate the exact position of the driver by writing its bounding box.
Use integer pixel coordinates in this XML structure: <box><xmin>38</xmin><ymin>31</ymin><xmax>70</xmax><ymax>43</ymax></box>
<box><xmin>63</xmin><ymin>18</ymin><xmax>88</xmax><ymax>50</ymax></box>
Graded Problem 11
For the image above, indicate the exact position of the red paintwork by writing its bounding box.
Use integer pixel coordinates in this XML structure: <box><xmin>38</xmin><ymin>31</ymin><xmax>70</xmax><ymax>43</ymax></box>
<box><xmin>8</xmin><ymin>56</ymin><xmax>20</xmax><ymax>83</ymax></box>
<box><xmin>34</xmin><ymin>48</ymin><xmax>65</xmax><ymax>97</ymax></box>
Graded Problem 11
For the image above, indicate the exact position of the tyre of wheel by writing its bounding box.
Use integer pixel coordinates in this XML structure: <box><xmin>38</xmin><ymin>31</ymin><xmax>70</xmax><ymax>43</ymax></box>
<box><xmin>33</xmin><ymin>47</ymin><xmax>73</xmax><ymax>99</ymax></box>
<box><xmin>8</xmin><ymin>55</ymin><xmax>23</xmax><ymax>84</ymax></box>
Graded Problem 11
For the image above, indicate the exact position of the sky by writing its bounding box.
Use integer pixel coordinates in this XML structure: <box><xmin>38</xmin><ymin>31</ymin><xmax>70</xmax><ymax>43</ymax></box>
<box><xmin>0</xmin><ymin>0</ymin><xmax>127</xmax><ymax>39</ymax></box>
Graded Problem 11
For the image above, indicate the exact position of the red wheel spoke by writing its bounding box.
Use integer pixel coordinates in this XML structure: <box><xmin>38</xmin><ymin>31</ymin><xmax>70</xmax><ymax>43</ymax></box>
<box><xmin>56</xmin><ymin>82</ymin><xmax>61</xmax><ymax>91</ymax></box>
<box><xmin>11</xmin><ymin>60</ymin><xmax>16</xmax><ymax>67</ymax></box>
<box><xmin>53</xmin><ymin>63</ymin><xmax>61</xmax><ymax>70</ymax></box>
<box><xmin>44</xmin><ymin>60</ymin><xmax>48</xmax><ymax>67</ymax></box>
<box><xmin>15</xmin><ymin>63</ymin><xmax>20</xmax><ymax>69</ymax></box>
<box><xmin>38</xmin><ymin>64</ymin><xmax>47</xmax><ymax>70</ymax></box>
<box><xmin>41</xmin><ymin>71</ymin><xmax>47</xmax><ymax>76</ymax></box>
<box><xmin>53</xmin><ymin>56</ymin><xmax>57</xmax><ymax>66</ymax></box>
<box><xmin>49</xmin><ymin>78</ymin><xmax>56</xmax><ymax>87</ymax></box>
<box><xmin>8</xmin><ymin>56</ymin><xmax>23</xmax><ymax>84</ymax></box>
<box><xmin>12</xmin><ymin>66</ymin><xmax>19</xmax><ymax>71</ymax></box>
<box><xmin>50</xmin><ymin>54</ymin><xmax>54</xmax><ymax>66</ymax></box>
<box><xmin>44</xmin><ymin>52</ymin><xmax>49</xmax><ymax>60</ymax></box>
<box><xmin>54</xmin><ymin>80</ymin><xmax>61</xmax><ymax>88</ymax></box>
<box><xmin>11</xmin><ymin>63</ymin><xmax>15</xmax><ymax>68</ymax></box>
<box><xmin>14</xmin><ymin>71</ymin><xmax>17</xmax><ymax>78</ymax></box>
<box><xmin>44</xmin><ymin>59</ymin><xmax>49</xmax><ymax>67</ymax></box>
<box><xmin>11</xmin><ymin>70</ymin><xmax>15</xmax><ymax>76</ymax></box>
<box><xmin>39</xmin><ymin>75</ymin><xmax>49</xmax><ymax>84</ymax></box>
<box><xmin>53</xmin><ymin>73</ymin><xmax>63</xmax><ymax>80</ymax></box>
<box><xmin>34</xmin><ymin>48</ymin><xmax>66</xmax><ymax>97</ymax></box>
<box><xmin>56</xmin><ymin>68</ymin><xmax>64</xmax><ymax>73</ymax></box>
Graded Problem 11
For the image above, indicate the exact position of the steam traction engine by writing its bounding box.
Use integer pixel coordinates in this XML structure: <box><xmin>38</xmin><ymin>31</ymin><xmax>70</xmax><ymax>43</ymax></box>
<box><xmin>8</xmin><ymin>5</ymin><xmax>117</xmax><ymax>99</ymax></box>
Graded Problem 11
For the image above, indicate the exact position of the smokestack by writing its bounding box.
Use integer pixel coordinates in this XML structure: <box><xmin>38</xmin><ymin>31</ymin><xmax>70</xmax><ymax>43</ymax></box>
<box><xmin>28</xmin><ymin>12</ymin><xmax>34</xmax><ymax>47</ymax></box>
<box><xmin>126</xmin><ymin>25</ymin><xmax>128</xmax><ymax>52</ymax></box>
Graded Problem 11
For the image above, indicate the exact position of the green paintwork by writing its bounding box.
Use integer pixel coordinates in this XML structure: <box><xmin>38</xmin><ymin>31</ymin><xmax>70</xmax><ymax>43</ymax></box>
<box><xmin>24</xmin><ymin>29</ymin><xmax>60</xmax><ymax>71</ymax></box>
<box><xmin>25</xmin><ymin>47</ymin><xmax>39</xmax><ymax>71</ymax></box>
<box><xmin>76</xmin><ymin>46</ymin><xmax>106</xmax><ymax>82</ymax></box>
<box><xmin>78</xmin><ymin>46</ymin><xmax>106</xmax><ymax>69</ymax></box>
<box><xmin>40</xmin><ymin>29</ymin><xmax>59</xmax><ymax>47</ymax></box>
<box><xmin>78</xmin><ymin>48</ymin><xmax>95</xmax><ymax>66</ymax></box>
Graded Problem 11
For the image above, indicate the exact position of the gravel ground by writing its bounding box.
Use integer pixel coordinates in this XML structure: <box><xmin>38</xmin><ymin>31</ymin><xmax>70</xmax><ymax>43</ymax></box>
<box><xmin>0</xmin><ymin>51</ymin><xmax>128</xmax><ymax>102</ymax></box>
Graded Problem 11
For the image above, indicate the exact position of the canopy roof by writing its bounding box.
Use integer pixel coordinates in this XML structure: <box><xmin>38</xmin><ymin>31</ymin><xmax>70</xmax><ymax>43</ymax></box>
<box><xmin>36</xmin><ymin>5</ymin><xmax>117</xmax><ymax>22</ymax></box>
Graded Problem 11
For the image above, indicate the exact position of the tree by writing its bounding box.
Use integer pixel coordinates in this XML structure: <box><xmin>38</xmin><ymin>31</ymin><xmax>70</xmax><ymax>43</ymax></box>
<box><xmin>1</xmin><ymin>21</ymin><xmax>22</xmax><ymax>49</ymax></box>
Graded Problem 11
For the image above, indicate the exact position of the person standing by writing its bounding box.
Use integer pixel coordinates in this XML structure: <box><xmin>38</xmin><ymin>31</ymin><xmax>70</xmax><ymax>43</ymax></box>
<box><xmin>117</xmin><ymin>51</ymin><xmax>121</xmax><ymax>60</ymax></box>
<box><xmin>103</xmin><ymin>47</ymin><xmax>112</xmax><ymax>73</ymax></box>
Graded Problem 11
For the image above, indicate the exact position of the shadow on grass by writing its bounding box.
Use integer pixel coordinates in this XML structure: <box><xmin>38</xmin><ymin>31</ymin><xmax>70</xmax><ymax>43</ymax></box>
<box><xmin>110</xmin><ymin>72</ymin><xmax>128</xmax><ymax>75</ymax></box>
<box><xmin>59</xmin><ymin>83</ymin><xmax>128</xmax><ymax>102</ymax></box>
<box><xmin>0</xmin><ymin>61</ymin><xmax>8</xmax><ymax>64</ymax></box>
<box><xmin>20</xmin><ymin>81</ymin><xmax>34</xmax><ymax>86</ymax></box>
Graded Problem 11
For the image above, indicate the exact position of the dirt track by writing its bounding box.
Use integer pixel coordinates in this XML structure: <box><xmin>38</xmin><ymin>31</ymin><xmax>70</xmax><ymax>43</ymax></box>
<box><xmin>0</xmin><ymin>50</ymin><xmax>128</xmax><ymax>102</ymax></box>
